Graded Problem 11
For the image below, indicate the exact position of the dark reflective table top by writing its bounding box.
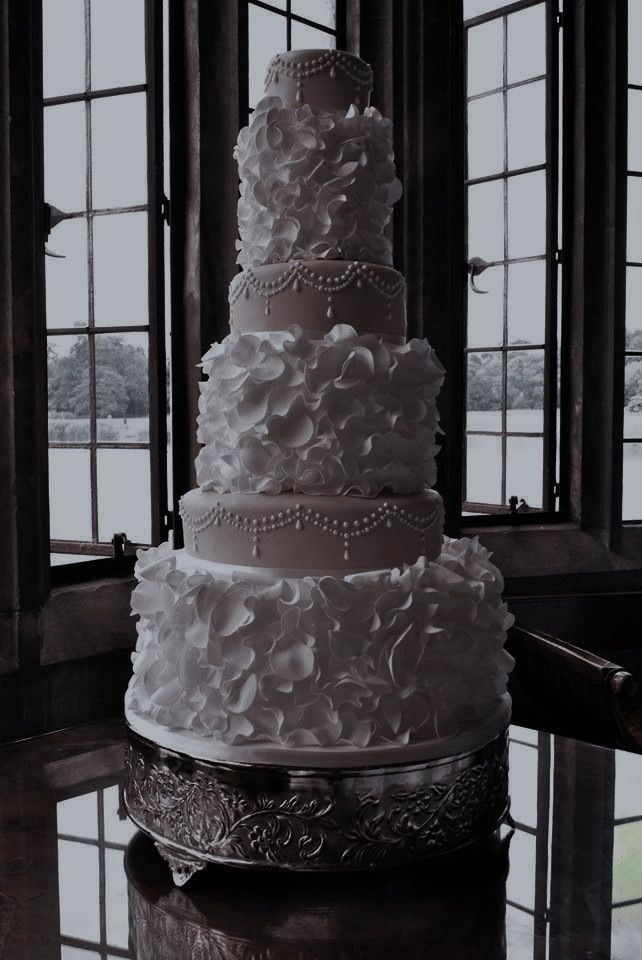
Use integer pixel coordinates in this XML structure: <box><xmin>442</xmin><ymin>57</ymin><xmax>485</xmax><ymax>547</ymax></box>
<box><xmin>0</xmin><ymin>719</ymin><xmax>641</xmax><ymax>959</ymax></box>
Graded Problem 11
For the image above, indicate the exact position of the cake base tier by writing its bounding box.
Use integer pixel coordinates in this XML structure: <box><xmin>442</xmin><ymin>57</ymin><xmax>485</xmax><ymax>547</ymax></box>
<box><xmin>125</xmin><ymin>697</ymin><xmax>511</xmax><ymax>769</ymax></box>
<box><xmin>124</xmin><ymin>723</ymin><xmax>509</xmax><ymax>882</ymax></box>
<box><xmin>126</xmin><ymin>541</ymin><xmax>514</xmax><ymax>753</ymax></box>
<box><xmin>180</xmin><ymin>490</ymin><xmax>444</xmax><ymax>570</ymax></box>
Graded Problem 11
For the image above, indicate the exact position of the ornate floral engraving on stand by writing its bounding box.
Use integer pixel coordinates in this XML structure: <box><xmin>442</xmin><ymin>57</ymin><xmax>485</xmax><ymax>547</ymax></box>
<box><xmin>124</xmin><ymin>732</ymin><xmax>508</xmax><ymax>875</ymax></box>
<box><xmin>125</xmin><ymin>741</ymin><xmax>337</xmax><ymax>867</ymax></box>
<box><xmin>340</xmin><ymin>742</ymin><xmax>509</xmax><ymax>866</ymax></box>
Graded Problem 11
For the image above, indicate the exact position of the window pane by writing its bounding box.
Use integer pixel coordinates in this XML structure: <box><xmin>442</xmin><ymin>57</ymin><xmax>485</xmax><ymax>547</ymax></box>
<box><xmin>467</xmin><ymin>92</ymin><xmax>504</xmax><ymax>179</ymax></box>
<box><xmin>464</xmin><ymin>0</ymin><xmax>515</xmax><ymax>17</ymax></box>
<box><xmin>291</xmin><ymin>21</ymin><xmax>337</xmax><ymax>50</ymax></box>
<box><xmin>61</xmin><ymin>948</ymin><xmax>99</xmax><ymax>960</ymax></box>
<box><xmin>91</xmin><ymin>93</ymin><xmax>147</xmax><ymax>209</ymax></box>
<box><xmin>106</xmin><ymin>848</ymin><xmax>129</xmax><ymax>949</ymax></box>
<box><xmin>49</xmin><ymin>448</ymin><xmax>92</xmax><ymax>540</ymax></box>
<box><xmin>626</xmin><ymin>267</ymin><xmax>642</xmax><ymax>342</ymax></box>
<box><xmin>103</xmin><ymin>784</ymin><xmax>138</xmax><ymax>844</ymax></box>
<box><xmin>507</xmin><ymin>80</ymin><xmax>545</xmax><ymax>171</ymax></box>
<box><xmin>95</xmin><ymin>333</ymin><xmax>149</xmax><ymax>441</ymax></box>
<box><xmin>625</xmin><ymin>359</ymin><xmax>642</xmax><ymax>438</ymax></box>
<box><xmin>512</xmin><ymin>725</ymin><xmax>539</xmax><ymax>745</ymax></box>
<box><xmin>507</xmin><ymin>350</ymin><xmax>544</xmax><ymax>433</ymax></box>
<box><xmin>58</xmin><ymin>840</ymin><xmax>100</xmax><ymax>940</ymax></box>
<box><xmin>43</xmin><ymin>0</ymin><xmax>85</xmax><ymax>98</ymax></box>
<box><xmin>507</xmin><ymin>4</ymin><xmax>545</xmax><ymax>85</ymax></box>
<box><xmin>615</xmin><ymin>749</ymin><xmax>642</xmax><ymax>818</ymax></box>
<box><xmin>90</xmin><ymin>0</ymin><xmax>146</xmax><ymax>90</ymax></box>
<box><xmin>45</xmin><ymin>218</ymin><xmax>88</xmax><ymax>329</ymax></box>
<box><xmin>629</xmin><ymin>89</ymin><xmax>642</xmax><ymax>171</ymax></box>
<box><xmin>508</xmin><ymin>741</ymin><xmax>538</xmax><ymax>828</ymax></box>
<box><xmin>44</xmin><ymin>103</ymin><xmax>87</xmax><ymax>212</ymax></box>
<box><xmin>93</xmin><ymin>212</ymin><xmax>148</xmax><ymax>326</ymax></box>
<box><xmin>97</xmin><ymin>448</ymin><xmax>151</xmax><ymax>543</ymax></box>
<box><xmin>48</xmin><ymin>335</ymin><xmax>90</xmax><ymax>442</ymax></box>
<box><xmin>508</xmin><ymin>260</ymin><xmax>546</xmax><ymax>345</ymax></box>
<box><xmin>291</xmin><ymin>0</ymin><xmax>335</xmax><ymax>28</ymax></box>
<box><xmin>505</xmin><ymin>904</ymin><xmax>535</xmax><ymax>958</ymax></box>
<box><xmin>467</xmin><ymin>19</ymin><xmax>503</xmax><ymax>97</ymax></box>
<box><xmin>467</xmin><ymin>352</ymin><xmax>502</xmax><ymax>431</ymax></box>
<box><xmin>51</xmin><ymin>552</ymin><xmax>96</xmax><ymax>565</ymax></box>
<box><xmin>506</xmin><ymin>435</ymin><xmax>543</xmax><ymax>508</ymax></box>
<box><xmin>630</xmin><ymin>0</ymin><xmax>642</xmax><ymax>86</ymax></box>
<box><xmin>612</xmin><ymin>903</ymin><xmax>642</xmax><ymax>960</ymax></box>
<box><xmin>506</xmin><ymin>829</ymin><xmax>536</xmax><ymax>909</ymax></box>
<box><xmin>613</xmin><ymin>822</ymin><xmax>642</xmax><ymax>903</ymax></box>
<box><xmin>508</xmin><ymin>170</ymin><xmax>546</xmax><ymax>259</ymax></box>
<box><xmin>623</xmin><ymin>443</ymin><xmax>642</xmax><ymax>520</ymax></box>
<box><xmin>466</xmin><ymin>434</ymin><xmax>503</xmax><ymax>504</ymax></box>
<box><xmin>627</xmin><ymin>176</ymin><xmax>642</xmax><ymax>262</ymax></box>
<box><xmin>57</xmin><ymin>793</ymin><xmax>98</xmax><ymax>839</ymax></box>
<box><xmin>467</xmin><ymin>264</ymin><xmax>504</xmax><ymax>348</ymax></box>
<box><xmin>468</xmin><ymin>180</ymin><xmax>504</xmax><ymax>262</ymax></box>
<box><xmin>248</xmin><ymin>6</ymin><xmax>287</xmax><ymax>109</ymax></box>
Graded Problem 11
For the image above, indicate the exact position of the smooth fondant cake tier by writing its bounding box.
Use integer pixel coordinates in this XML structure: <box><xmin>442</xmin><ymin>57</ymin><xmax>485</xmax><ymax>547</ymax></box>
<box><xmin>179</xmin><ymin>490</ymin><xmax>444</xmax><ymax>571</ymax></box>
<box><xmin>196</xmin><ymin>324</ymin><xmax>444</xmax><ymax>496</ymax></box>
<box><xmin>125</xmin><ymin>539</ymin><xmax>514</xmax><ymax>756</ymax></box>
<box><xmin>235</xmin><ymin>97</ymin><xmax>401</xmax><ymax>268</ymax></box>
<box><xmin>264</xmin><ymin>49</ymin><xmax>373</xmax><ymax>112</ymax></box>
<box><xmin>229</xmin><ymin>261</ymin><xmax>406</xmax><ymax>339</ymax></box>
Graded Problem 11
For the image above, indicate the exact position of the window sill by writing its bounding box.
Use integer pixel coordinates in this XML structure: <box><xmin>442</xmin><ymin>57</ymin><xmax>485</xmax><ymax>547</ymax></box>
<box><xmin>462</xmin><ymin>522</ymin><xmax>642</xmax><ymax>594</ymax></box>
<box><xmin>40</xmin><ymin>575</ymin><xmax>137</xmax><ymax>666</ymax></box>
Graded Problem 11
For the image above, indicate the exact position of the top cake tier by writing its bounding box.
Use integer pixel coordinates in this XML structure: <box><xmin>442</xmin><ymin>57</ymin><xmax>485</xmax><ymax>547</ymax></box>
<box><xmin>264</xmin><ymin>49</ymin><xmax>373</xmax><ymax>111</ymax></box>
<box><xmin>235</xmin><ymin>49</ymin><xmax>400</xmax><ymax>269</ymax></box>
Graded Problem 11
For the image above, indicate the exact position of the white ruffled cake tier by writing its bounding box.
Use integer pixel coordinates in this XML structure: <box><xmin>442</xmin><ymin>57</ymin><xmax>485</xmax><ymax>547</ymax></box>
<box><xmin>235</xmin><ymin>96</ymin><xmax>401</xmax><ymax>268</ymax></box>
<box><xmin>196</xmin><ymin>324</ymin><xmax>444</xmax><ymax>497</ymax></box>
<box><xmin>125</xmin><ymin>537</ymin><xmax>514</xmax><ymax>768</ymax></box>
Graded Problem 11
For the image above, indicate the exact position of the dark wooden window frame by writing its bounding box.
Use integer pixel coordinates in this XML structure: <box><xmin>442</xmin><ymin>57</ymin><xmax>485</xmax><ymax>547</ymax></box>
<box><xmin>349</xmin><ymin>0</ymin><xmax>641</xmax><ymax>590</ymax></box>
<box><xmin>462</xmin><ymin>0</ymin><xmax>561</xmax><ymax>519</ymax></box>
<box><xmin>45</xmin><ymin>0</ymin><xmax>168</xmax><ymax>572</ymax></box>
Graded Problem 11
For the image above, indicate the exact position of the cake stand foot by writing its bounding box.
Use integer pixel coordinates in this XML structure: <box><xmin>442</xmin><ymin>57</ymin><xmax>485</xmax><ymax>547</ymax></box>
<box><xmin>154</xmin><ymin>842</ymin><xmax>206</xmax><ymax>887</ymax></box>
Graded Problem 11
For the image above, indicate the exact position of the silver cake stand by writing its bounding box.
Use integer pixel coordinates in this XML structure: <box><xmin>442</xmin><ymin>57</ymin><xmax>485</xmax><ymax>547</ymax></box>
<box><xmin>124</xmin><ymin>724</ymin><xmax>509</xmax><ymax>885</ymax></box>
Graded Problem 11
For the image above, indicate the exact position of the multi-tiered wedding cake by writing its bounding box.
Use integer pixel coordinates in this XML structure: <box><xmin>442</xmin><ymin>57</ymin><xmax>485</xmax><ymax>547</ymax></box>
<box><xmin>125</xmin><ymin>49</ymin><xmax>514</xmax><ymax>771</ymax></box>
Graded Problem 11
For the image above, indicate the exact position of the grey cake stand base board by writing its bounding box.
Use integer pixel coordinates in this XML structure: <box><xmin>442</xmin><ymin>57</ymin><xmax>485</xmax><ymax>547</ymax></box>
<box><xmin>124</xmin><ymin>723</ymin><xmax>510</xmax><ymax>886</ymax></box>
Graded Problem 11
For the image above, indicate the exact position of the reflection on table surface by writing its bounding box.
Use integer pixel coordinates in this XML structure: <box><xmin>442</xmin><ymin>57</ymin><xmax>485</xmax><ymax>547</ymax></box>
<box><xmin>0</xmin><ymin>720</ymin><xmax>641</xmax><ymax>959</ymax></box>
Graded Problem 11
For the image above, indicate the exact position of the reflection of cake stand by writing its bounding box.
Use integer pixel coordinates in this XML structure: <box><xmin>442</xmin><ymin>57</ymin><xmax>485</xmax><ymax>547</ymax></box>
<box><xmin>123</xmin><ymin>718</ymin><xmax>509</xmax><ymax>885</ymax></box>
<box><xmin>125</xmin><ymin>828</ymin><xmax>510</xmax><ymax>960</ymax></box>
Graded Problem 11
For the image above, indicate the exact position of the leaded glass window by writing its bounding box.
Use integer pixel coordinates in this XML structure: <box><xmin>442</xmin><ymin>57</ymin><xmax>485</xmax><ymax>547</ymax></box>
<box><xmin>463</xmin><ymin>0</ymin><xmax>561</xmax><ymax>517</ymax></box>
<box><xmin>43</xmin><ymin>0</ymin><xmax>170</xmax><ymax>566</ymax></box>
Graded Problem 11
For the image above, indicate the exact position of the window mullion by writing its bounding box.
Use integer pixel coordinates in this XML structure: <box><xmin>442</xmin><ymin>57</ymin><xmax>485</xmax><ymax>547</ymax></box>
<box><xmin>84</xmin><ymin>0</ymin><xmax>99</xmax><ymax>543</ymax></box>
<box><xmin>541</xmin><ymin>0</ymin><xmax>561</xmax><ymax>514</ymax></box>
<box><xmin>145</xmin><ymin>0</ymin><xmax>168</xmax><ymax>546</ymax></box>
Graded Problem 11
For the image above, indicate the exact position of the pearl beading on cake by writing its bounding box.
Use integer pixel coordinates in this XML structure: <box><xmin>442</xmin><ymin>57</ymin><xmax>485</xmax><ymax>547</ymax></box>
<box><xmin>179</xmin><ymin>498</ymin><xmax>443</xmax><ymax>561</ymax></box>
<box><xmin>265</xmin><ymin>50</ymin><xmax>373</xmax><ymax>105</ymax></box>
<box><xmin>229</xmin><ymin>261</ymin><xmax>406</xmax><ymax>326</ymax></box>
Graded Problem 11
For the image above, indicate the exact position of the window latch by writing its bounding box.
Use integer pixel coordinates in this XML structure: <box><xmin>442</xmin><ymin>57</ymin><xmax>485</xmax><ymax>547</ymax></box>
<box><xmin>44</xmin><ymin>202</ymin><xmax>71</xmax><ymax>258</ymax></box>
<box><xmin>467</xmin><ymin>257</ymin><xmax>491</xmax><ymax>294</ymax></box>
<box><xmin>112</xmin><ymin>532</ymin><xmax>135</xmax><ymax>559</ymax></box>
<box><xmin>508</xmin><ymin>496</ymin><xmax>531</xmax><ymax>517</ymax></box>
<box><xmin>161</xmin><ymin>193</ymin><xmax>170</xmax><ymax>226</ymax></box>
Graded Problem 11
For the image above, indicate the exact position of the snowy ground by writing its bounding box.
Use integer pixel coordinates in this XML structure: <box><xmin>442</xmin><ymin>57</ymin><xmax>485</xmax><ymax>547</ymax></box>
<box><xmin>47</xmin><ymin>409</ymin><xmax>642</xmax><ymax>556</ymax></box>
